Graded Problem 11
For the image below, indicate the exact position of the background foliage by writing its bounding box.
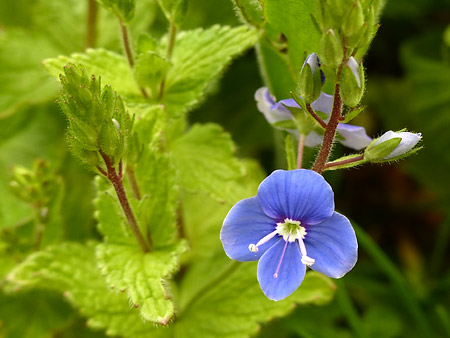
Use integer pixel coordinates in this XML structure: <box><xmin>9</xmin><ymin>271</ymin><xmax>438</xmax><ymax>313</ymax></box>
<box><xmin>1</xmin><ymin>0</ymin><xmax>450</xmax><ymax>337</ymax></box>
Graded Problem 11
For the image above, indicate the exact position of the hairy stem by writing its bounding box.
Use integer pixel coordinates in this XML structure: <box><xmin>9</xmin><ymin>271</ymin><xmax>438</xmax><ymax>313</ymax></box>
<box><xmin>86</xmin><ymin>0</ymin><xmax>98</xmax><ymax>48</ymax></box>
<box><xmin>297</xmin><ymin>134</ymin><xmax>305</xmax><ymax>169</ymax></box>
<box><xmin>119</xmin><ymin>20</ymin><xmax>149</xmax><ymax>98</ymax></box>
<box><xmin>126</xmin><ymin>166</ymin><xmax>142</xmax><ymax>200</ymax></box>
<box><xmin>33</xmin><ymin>206</ymin><xmax>47</xmax><ymax>251</ymax></box>
<box><xmin>120</xmin><ymin>21</ymin><xmax>135</xmax><ymax>67</ymax></box>
<box><xmin>312</xmin><ymin>77</ymin><xmax>342</xmax><ymax>173</ymax></box>
<box><xmin>99</xmin><ymin>150</ymin><xmax>151</xmax><ymax>252</ymax></box>
<box><xmin>159</xmin><ymin>21</ymin><xmax>177</xmax><ymax>100</ymax></box>
<box><xmin>306</xmin><ymin>103</ymin><xmax>327</xmax><ymax>129</ymax></box>
<box><xmin>323</xmin><ymin>154</ymin><xmax>364</xmax><ymax>170</ymax></box>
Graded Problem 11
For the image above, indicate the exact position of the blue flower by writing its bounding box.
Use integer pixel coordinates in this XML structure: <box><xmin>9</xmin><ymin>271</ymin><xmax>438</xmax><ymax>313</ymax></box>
<box><xmin>255</xmin><ymin>87</ymin><xmax>371</xmax><ymax>150</ymax></box>
<box><xmin>220</xmin><ymin>169</ymin><xmax>358</xmax><ymax>301</ymax></box>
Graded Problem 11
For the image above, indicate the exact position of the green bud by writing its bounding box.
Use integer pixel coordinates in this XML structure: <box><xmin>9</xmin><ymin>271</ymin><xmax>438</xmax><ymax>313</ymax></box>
<box><xmin>158</xmin><ymin>0</ymin><xmax>188</xmax><ymax>25</ymax></box>
<box><xmin>327</xmin><ymin>0</ymin><xmax>354</xmax><ymax>27</ymax></box>
<box><xmin>9</xmin><ymin>160</ymin><xmax>56</xmax><ymax>205</ymax></box>
<box><xmin>297</xmin><ymin>53</ymin><xmax>324</xmax><ymax>104</ymax></box>
<box><xmin>340</xmin><ymin>57</ymin><xmax>365</xmax><ymax>107</ymax></box>
<box><xmin>320</xmin><ymin>29</ymin><xmax>343</xmax><ymax>70</ymax></box>
<box><xmin>96</xmin><ymin>0</ymin><xmax>135</xmax><ymax>23</ymax></box>
<box><xmin>59</xmin><ymin>63</ymin><xmax>133</xmax><ymax>169</ymax></box>
<box><xmin>355</xmin><ymin>5</ymin><xmax>379</xmax><ymax>58</ymax></box>
<box><xmin>342</xmin><ymin>1</ymin><xmax>365</xmax><ymax>39</ymax></box>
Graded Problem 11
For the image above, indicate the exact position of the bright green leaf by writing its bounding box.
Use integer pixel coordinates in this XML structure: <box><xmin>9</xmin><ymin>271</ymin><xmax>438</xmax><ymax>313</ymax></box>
<box><xmin>44</xmin><ymin>49</ymin><xmax>141</xmax><ymax>97</ymax></box>
<box><xmin>96</xmin><ymin>0</ymin><xmax>135</xmax><ymax>23</ymax></box>
<box><xmin>162</xmin><ymin>25</ymin><xmax>260</xmax><ymax>116</ymax></box>
<box><xmin>6</xmin><ymin>242</ymin><xmax>165</xmax><ymax>338</ymax></box>
<box><xmin>231</xmin><ymin>0</ymin><xmax>264</xmax><ymax>27</ymax></box>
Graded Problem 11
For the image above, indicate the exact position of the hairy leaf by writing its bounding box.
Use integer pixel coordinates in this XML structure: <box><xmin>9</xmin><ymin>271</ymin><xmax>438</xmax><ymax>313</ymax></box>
<box><xmin>44</xmin><ymin>49</ymin><xmax>140</xmax><ymax>97</ymax></box>
<box><xmin>6</xmin><ymin>243</ymin><xmax>167</xmax><ymax>337</ymax></box>
<box><xmin>162</xmin><ymin>25</ymin><xmax>260</xmax><ymax>116</ymax></box>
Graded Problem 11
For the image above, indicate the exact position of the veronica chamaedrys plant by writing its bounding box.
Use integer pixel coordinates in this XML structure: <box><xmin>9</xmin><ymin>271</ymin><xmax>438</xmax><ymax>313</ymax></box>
<box><xmin>255</xmin><ymin>87</ymin><xmax>371</xmax><ymax>150</ymax></box>
<box><xmin>220</xmin><ymin>169</ymin><xmax>358</xmax><ymax>301</ymax></box>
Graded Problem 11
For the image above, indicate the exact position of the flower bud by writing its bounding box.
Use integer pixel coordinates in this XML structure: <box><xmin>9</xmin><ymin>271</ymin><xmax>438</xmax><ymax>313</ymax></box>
<box><xmin>342</xmin><ymin>1</ymin><xmax>365</xmax><ymax>39</ymax></box>
<box><xmin>320</xmin><ymin>29</ymin><xmax>343</xmax><ymax>70</ymax></box>
<box><xmin>297</xmin><ymin>53</ymin><xmax>324</xmax><ymax>104</ymax></box>
<box><xmin>365</xmin><ymin>131</ymin><xmax>422</xmax><ymax>161</ymax></box>
<box><xmin>340</xmin><ymin>57</ymin><xmax>365</xmax><ymax>107</ymax></box>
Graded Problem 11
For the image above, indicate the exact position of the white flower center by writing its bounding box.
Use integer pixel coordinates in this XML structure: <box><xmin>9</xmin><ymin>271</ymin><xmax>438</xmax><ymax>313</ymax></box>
<box><xmin>248</xmin><ymin>218</ymin><xmax>315</xmax><ymax>274</ymax></box>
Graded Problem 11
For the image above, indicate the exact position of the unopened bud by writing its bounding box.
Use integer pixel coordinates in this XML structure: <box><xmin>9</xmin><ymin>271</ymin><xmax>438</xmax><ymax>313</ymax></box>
<box><xmin>320</xmin><ymin>29</ymin><xmax>343</xmax><ymax>70</ymax></box>
<box><xmin>342</xmin><ymin>1</ymin><xmax>365</xmax><ymax>39</ymax></box>
<box><xmin>365</xmin><ymin>131</ymin><xmax>422</xmax><ymax>161</ymax></box>
<box><xmin>297</xmin><ymin>53</ymin><xmax>324</xmax><ymax>104</ymax></box>
<box><xmin>340</xmin><ymin>57</ymin><xmax>365</xmax><ymax>107</ymax></box>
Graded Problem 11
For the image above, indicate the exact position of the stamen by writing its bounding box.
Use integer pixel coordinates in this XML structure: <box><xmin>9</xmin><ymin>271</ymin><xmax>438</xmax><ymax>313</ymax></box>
<box><xmin>273</xmin><ymin>235</ymin><xmax>290</xmax><ymax>278</ymax></box>
<box><xmin>248</xmin><ymin>229</ymin><xmax>278</xmax><ymax>253</ymax></box>
<box><xmin>297</xmin><ymin>230</ymin><xmax>315</xmax><ymax>266</ymax></box>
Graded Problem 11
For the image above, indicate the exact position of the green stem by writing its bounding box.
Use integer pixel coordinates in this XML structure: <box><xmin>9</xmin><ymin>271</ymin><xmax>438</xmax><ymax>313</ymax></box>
<box><xmin>86</xmin><ymin>0</ymin><xmax>98</xmax><ymax>49</ymax></box>
<box><xmin>32</xmin><ymin>206</ymin><xmax>47</xmax><ymax>250</ymax></box>
<box><xmin>353</xmin><ymin>223</ymin><xmax>432</xmax><ymax>336</ymax></box>
<box><xmin>99</xmin><ymin>150</ymin><xmax>151</xmax><ymax>252</ymax></box>
<box><xmin>119</xmin><ymin>20</ymin><xmax>149</xmax><ymax>98</ymax></box>
<box><xmin>159</xmin><ymin>21</ymin><xmax>177</xmax><ymax>100</ymax></box>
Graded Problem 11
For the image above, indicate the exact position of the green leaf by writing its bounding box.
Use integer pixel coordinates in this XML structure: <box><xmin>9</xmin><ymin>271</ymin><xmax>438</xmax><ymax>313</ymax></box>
<box><xmin>260</xmin><ymin>0</ymin><xmax>320</xmax><ymax>97</ymax></box>
<box><xmin>134</xmin><ymin>52</ymin><xmax>171</xmax><ymax>95</ymax></box>
<box><xmin>231</xmin><ymin>0</ymin><xmax>264</xmax><ymax>27</ymax></box>
<box><xmin>162</xmin><ymin>25</ymin><xmax>260</xmax><ymax>116</ymax></box>
<box><xmin>0</xmin><ymin>30</ymin><xmax>58</xmax><ymax>117</ymax></box>
<box><xmin>44</xmin><ymin>49</ymin><xmax>140</xmax><ymax>97</ymax></box>
<box><xmin>158</xmin><ymin>0</ymin><xmax>188</xmax><ymax>25</ymax></box>
<box><xmin>96</xmin><ymin>0</ymin><xmax>135</xmax><ymax>23</ymax></box>
<box><xmin>285</xmin><ymin>134</ymin><xmax>297</xmax><ymax>170</ymax></box>
<box><xmin>95</xmin><ymin>164</ymin><xmax>185</xmax><ymax>324</ymax></box>
<box><xmin>6</xmin><ymin>242</ymin><xmax>163</xmax><ymax>338</ymax></box>
<box><xmin>176</xmin><ymin>255</ymin><xmax>335</xmax><ymax>338</ymax></box>
<box><xmin>170</xmin><ymin>123</ymin><xmax>245</xmax><ymax>202</ymax></box>
<box><xmin>96</xmin><ymin>241</ymin><xmax>187</xmax><ymax>325</ymax></box>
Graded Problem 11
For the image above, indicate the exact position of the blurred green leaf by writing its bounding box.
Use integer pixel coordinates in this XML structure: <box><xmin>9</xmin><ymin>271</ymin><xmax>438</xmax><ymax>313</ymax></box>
<box><xmin>176</xmin><ymin>254</ymin><xmax>335</xmax><ymax>338</ymax></box>
<box><xmin>170</xmin><ymin>123</ymin><xmax>245</xmax><ymax>202</ymax></box>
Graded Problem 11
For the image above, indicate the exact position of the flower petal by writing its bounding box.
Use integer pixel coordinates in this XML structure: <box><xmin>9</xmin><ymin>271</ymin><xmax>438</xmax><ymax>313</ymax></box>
<box><xmin>257</xmin><ymin>239</ymin><xmax>306</xmax><ymax>301</ymax></box>
<box><xmin>311</xmin><ymin>92</ymin><xmax>333</xmax><ymax>116</ymax></box>
<box><xmin>257</xmin><ymin>169</ymin><xmax>334</xmax><ymax>224</ymax></box>
<box><xmin>337</xmin><ymin>123</ymin><xmax>372</xmax><ymax>150</ymax></box>
<box><xmin>220</xmin><ymin>197</ymin><xmax>278</xmax><ymax>262</ymax></box>
<box><xmin>255</xmin><ymin>87</ymin><xmax>293</xmax><ymax>124</ymax></box>
<box><xmin>305</xmin><ymin>212</ymin><xmax>358</xmax><ymax>278</ymax></box>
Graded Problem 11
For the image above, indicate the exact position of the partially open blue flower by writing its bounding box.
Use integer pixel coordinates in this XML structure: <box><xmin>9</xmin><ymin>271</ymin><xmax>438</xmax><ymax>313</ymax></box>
<box><xmin>220</xmin><ymin>169</ymin><xmax>358</xmax><ymax>301</ymax></box>
<box><xmin>255</xmin><ymin>87</ymin><xmax>371</xmax><ymax>150</ymax></box>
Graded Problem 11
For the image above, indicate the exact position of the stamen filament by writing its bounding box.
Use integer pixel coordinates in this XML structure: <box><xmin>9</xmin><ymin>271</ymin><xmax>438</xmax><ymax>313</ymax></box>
<box><xmin>248</xmin><ymin>229</ymin><xmax>278</xmax><ymax>252</ymax></box>
<box><xmin>273</xmin><ymin>235</ymin><xmax>290</xmax><ymax>278</ymax></box>
<box><xmin>297</xmin><ymin>230</ymin><xmax>315</xmax><ymax>266</ymax></box>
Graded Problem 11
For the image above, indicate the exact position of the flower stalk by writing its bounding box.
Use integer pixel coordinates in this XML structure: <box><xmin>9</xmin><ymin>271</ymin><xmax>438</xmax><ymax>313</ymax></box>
<box><xmin>98</xmin><ymin>150</ymin><xmax>151</xmax><ymax>253</ymax></box>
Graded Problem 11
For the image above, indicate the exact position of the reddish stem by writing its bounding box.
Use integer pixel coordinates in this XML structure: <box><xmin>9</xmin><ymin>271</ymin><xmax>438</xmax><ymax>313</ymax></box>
<box><xmin>312</xmin><ymin>81</ymin><xmax>343</xmax><ymax>174</ymax></box>
<box><xmin>306</xmin><ymin>103</ymin><xmax>327</xmax><ymax>129</ymax></box>
<box><xmin>323</xmin><ymin>154</ymin><xmax>364</xmax><ymax>170</ymax></box>
<box><xmin>99</xmin><ymin>150</ymin><xmax>151</xmax><ymax>252</ymax></box>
